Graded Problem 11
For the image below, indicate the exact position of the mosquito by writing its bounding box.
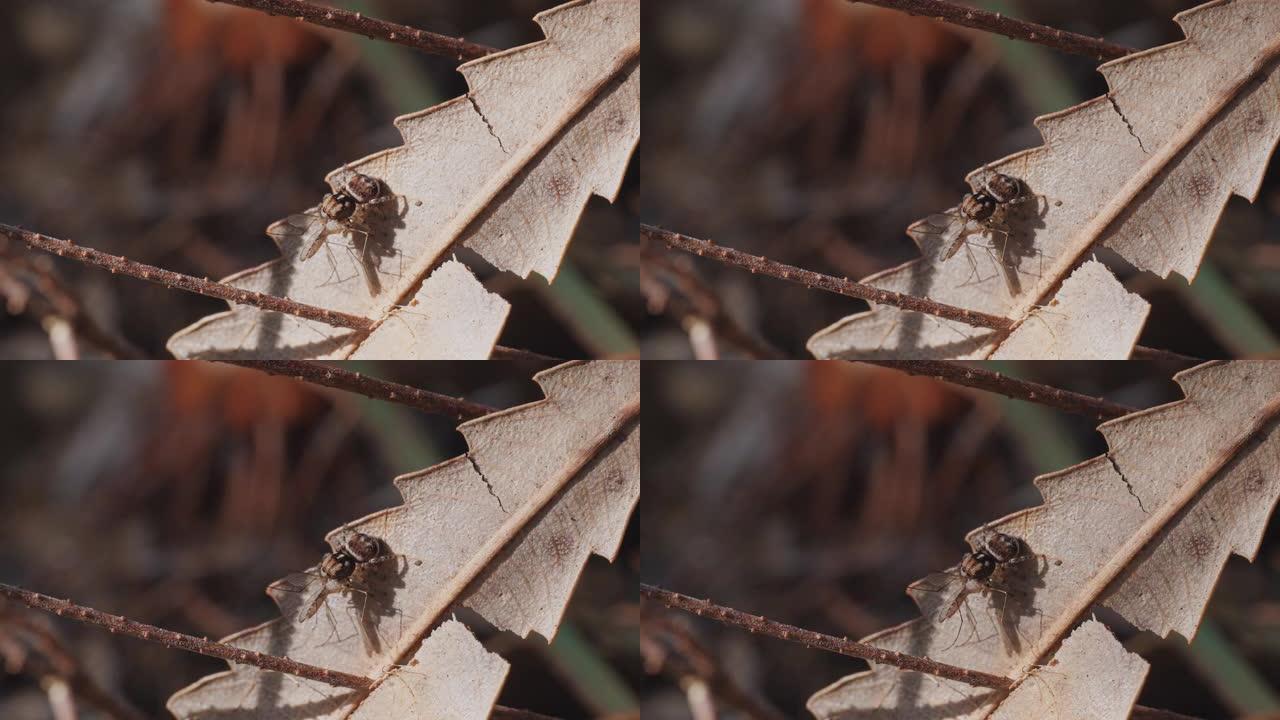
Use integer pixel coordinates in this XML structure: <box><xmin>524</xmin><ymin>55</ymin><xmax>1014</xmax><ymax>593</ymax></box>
<box><xmin>915</xmin><ymin>171</ymin><xmax>1046</xmax><ymax>297</ymax></box>
<box><xmin>269</xmin><ymin>170</ymin><xmax>405</xmax><ymax>297</ymax></box>
<box><xmin>909</xmin><ymin>526</ymin><xmax>1042</xmax><ymax>652</ymax></box>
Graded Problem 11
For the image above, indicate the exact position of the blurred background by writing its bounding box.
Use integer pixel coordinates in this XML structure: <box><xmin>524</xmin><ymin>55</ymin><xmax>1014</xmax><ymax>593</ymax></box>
<box><xmin>0</xmin><ymin>0</ymin><xmax>641</xmax><ymax>359</ymax></box>
<box><xmin>640</xmin><ymin>0</ymin><xmax>1280</xmax><ymax>359</ymax></box>
<box><xmin>0</xmin><ymin>361</ymin><xmax>639</xmax><ymax>719</ymax></box>
<box><xmin>640</xmin><ymin>361</ymin><xmax>1280</xmax><ymax>719</ymax></box>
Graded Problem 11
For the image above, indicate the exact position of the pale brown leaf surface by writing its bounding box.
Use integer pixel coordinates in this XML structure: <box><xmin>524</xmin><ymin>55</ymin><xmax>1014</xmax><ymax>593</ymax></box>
<box><xmin>987</xmin><ymin>620</ymin><xmax>1148</xmax><ymax>720</ymax></box>
<box><xmin>167</xmin><ymin>0</ymin><xmax>639</xmax><ymax>359</ymax></box>
<box><xmin>347</xmin><ymin>260</ymin><xmax>510</xmax><ymax>359</ymax></box>
<box><xmin>807</xmin><ymin>361</ymin><xmax>1280</xmax><ymax>718</ymax></box>
<box><xmin>989</xmin><ymin>260</ymin><xmax>1150</xmax><ymax>360</ymax></box>
<box><xmin>166</xmin><ymin>360</ymin><xmax>640</xmax><ymax>718</ymax></box>
<box><xmin>808</xmin><ymin>0</ymin><xmax>1280</xmax><ymax>359</ymax></box>
<box><xmin>347</xmin><ymin>620</ymin><xmax>508</xmax><ymax>720</ymax></box>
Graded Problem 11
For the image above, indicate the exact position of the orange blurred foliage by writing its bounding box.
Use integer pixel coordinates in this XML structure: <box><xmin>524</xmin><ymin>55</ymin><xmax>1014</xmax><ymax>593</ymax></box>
<box><xmin>163</xmin><ymin>0</ymin><xmax>329</xmax><ymax>73</ymax></box>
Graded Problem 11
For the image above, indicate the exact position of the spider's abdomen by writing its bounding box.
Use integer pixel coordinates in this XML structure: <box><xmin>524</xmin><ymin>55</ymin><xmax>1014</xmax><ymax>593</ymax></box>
<box><xmin>984</xmin><ymin>532</ymin><xmax>1024</xmax><ymax>564</ymax></box>
<box><xmin>344</xmin><ymin>532</ymin><xmax>385</xmax><ymax>564</ymax></box>
<box><xmin>345</xmin><ymin>173</ymin><xmax>384</xmax><ymax>204</ymax></box>
<box><xmin>984</xmin><ymin>173</ymin><xmax>1023</xmax><ymax>204</ymax></box>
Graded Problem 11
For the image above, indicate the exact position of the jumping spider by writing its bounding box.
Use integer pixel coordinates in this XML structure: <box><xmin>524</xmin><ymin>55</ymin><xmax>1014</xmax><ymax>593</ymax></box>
<box><xmin>271</xmin><ymin>171</ymin><xmax>403</xmax><ymax>296</ymax></box>
<box><xmin>909</xmin><ymin>526</ymin><xmax>1044</xmax><ymax>652</ymax></box>
<box><xmin>916</xmin><ymin>171</ymin><xmax>1048</xmax><ymax>296</ymax></box>
<box><xmin>936</xmin><ymin>528</ymin><xmax>1030</xmax><ymax>622</ymax></box>
<box><xmin>272</xmin><ymin>527</ymin><xmax>404</xmax><ymax>654</ymax></box>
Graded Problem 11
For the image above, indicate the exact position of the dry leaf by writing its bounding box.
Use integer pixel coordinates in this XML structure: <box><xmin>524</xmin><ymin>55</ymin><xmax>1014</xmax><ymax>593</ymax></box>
<box><xmin>808</xmin><ymin>0</ymin><xmax>1280</xmax><ymax>359</ymax></box>
<box><xmin>347</xmin><ymin>620</ymin><xmax>508</xmax><ymax>720</ymax></box>
<box><xmin>166</xmin><ymin>360</ymin><xmax>640</xmax><ymax>718</ymax></box>
<box><xmin>989</xmin><ymin>260</ymin><xmax>1150</xmax><ymax>360</ymax></box>
<box><xmin>348</xmin><ymin>260</ymin><xmax>510</xmax><ymax>359</ymax></box>
<box><xmin>808</xmin><ymin>361</ymin><xmax>1280</xmax><ymax>718</ymax></box>
<box><xmin>987</xmin><ymin>620</ymin><xmax>1148</xmax><ymax>720</ymax></box>
<box><xmin>167</xmin><ymin>0</ymin><xmax>639</xmax><ymax>359</ymax></box>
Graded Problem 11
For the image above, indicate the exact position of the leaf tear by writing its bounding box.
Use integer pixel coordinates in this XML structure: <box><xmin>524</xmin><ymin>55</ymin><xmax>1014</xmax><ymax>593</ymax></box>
<box><xmin>468</xmin><ymin>453</ymin><xmax>509</xmax><ymax>513</ymax></box>
<box><xmin>1106</xmin><ymin>94</ymin><xmax>1148</xmax><ymax>154</ymax></box>
<box><xmin>1106</xmin><ymin>453</ymin><xmax>1149</xmax><ymax>513</ymax></box>
<box><xmin>468</xmin><ymin>94</ymin><xmax>509</xmax><ymax>154</ymax></box>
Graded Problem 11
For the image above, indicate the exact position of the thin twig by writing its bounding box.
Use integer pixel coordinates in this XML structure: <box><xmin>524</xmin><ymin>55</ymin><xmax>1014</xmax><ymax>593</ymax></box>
<box><xmin>205</xmin><ymin>0</ymin><xmax>497</xmax><ymax>61</ymax></box>
<box><xmin>5</xmin><ymin>224</ymin><xmax>557</xmax><ymax>360</ymax></box>
<box><xmin>0</xmin><ymin>583</ymin><xmax>562</xmax><ymax>719</ymax></box>
<box><xmin>648</xmin><ymin>225</ymin><xmax>1201</xmax><ymax>362</ymax></box>
<box><xmin>643</xmin><ymin>225</ymin><xmax>1014</xmax><ymax>332</ymax></box>
<box><xmin>642</xmin><ymin>584</ymin><xmax>1009</xmax><ymax>689</ymax></box>
<box><xmin>0</xmin><ymin>582</ymin><xmax>372</xmax><ymax>691</ymax></box>
<box><xmin>222</xmin><ymin>360</ymin><xmax>498</xmax><ymax>419</ymax></box>
<box><xmin>861</xmin><ymin>360</ymin><xmax>1138</xmax><ymax>420</ymax></box>
<box><xmin>853</xmin><ymin>0</ymin><xmax>1135</xmax><ymax>61</ymax></box>
<box><xmin>6</xmin><ymin>224</ymin><xmax>374</xmax><ymax>332</ymax></box>
<box><xmin>642</xmin><ymin>585</ymin><xmax>1202</xmax><ymax>720</ymax></box>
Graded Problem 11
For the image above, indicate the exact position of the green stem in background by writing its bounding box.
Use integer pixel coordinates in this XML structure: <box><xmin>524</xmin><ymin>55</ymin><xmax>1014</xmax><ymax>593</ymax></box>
<box><xmin>986</xmin><ymin>361</ymin><xmax>1085</xmax><ymax>476</ymax></box>
<box><xmin>347</xmin><ymin>0</ymin><xmax>444</xmax><ymax>113</ymax></box>
<box><xmin>546</xmin><ymin>621</ymin><xmax>639</xmax><ymax>715</ymax></box>
<box><xmin>1184</xmin><ymin>618</ymin><xmax>1280</xmax><ymax>715</ymax></box>
<box><xmin>980</xmin><ymin>0</ymin><xmax>1081</xmax><ymax>115</ymax></box>
<box><xmin>543</xmin><ymin>263</ymin><xmax>639</xmax><ymax>357</ymax></box>
<box><xmin>1179</xmin><ymin>262</ymin><xmax>1280</xmax><ymax>357</ymax></box>
<box><xmin>347</xmin><ymin>360</ymin><xmax>447</xmax><ymax>473</ymax></box>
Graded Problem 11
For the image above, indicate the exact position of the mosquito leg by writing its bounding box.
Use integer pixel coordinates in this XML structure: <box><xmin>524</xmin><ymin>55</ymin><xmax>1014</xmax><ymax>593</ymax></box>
<box><xmin>985</xmin><ymin>226</ymin><xmax>1021</xmax><ymax>297</ymax></box>
<box><xmin>347</xmin><ymin>227</ymin><xmax>381</xmax><ymax>297</ymax></box>
<box><xmin>958</xmin><ymin>242</ymin><xmax>985</xmax><ymax>289</ymax></box>
<box><xmin>350</xmin><ymin>587</ymin><xmax>379</xmax><ymax>655</ymax></box>
<box><xmin>316</xmin><ymin>241</ymin><xmax>345</xmax><ymax>288</ymax></box>
<box><xmin>943</xmin><ymin>597</ymin><xmax>968</xmax><ymax>651</ymax></box>
<box><xmin>317</xmin><ymin>594</ymin><xmax>347</xmax><ymax>648</ymax></box>
<box><xmin>988</xmin><ymin>586</ymin><xmax>1021</xmax><ymax>654</ymax></box>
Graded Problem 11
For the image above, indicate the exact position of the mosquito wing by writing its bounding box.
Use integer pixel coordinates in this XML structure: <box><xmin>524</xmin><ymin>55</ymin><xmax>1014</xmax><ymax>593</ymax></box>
<box><xmin>936</xmin><ymin>578</ymin><xmax>977</xmax><ymax>623</ymax></box>
<box><xmin>941</xmin><ymin>218</ymin><xmax>987</xmax><ymax>262</ymax></box>
<box><xmin>912</xmin><ymin>211</ymin><xmax>972</xmax><ymax>260</ymax></box>
<box><xmin>908</xmin><ymin>571</ymin><xmax>975</xmax><ymax>625</ymax></box>
<box><xmin>268</xmin><ymin>213</ymin><xmax>331</xmax><ymax>260</ymax></box>
<box><xmin>269</xmin><ymin>574</ymin><xmax>334</xmax><ymax>623</ymax></box>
